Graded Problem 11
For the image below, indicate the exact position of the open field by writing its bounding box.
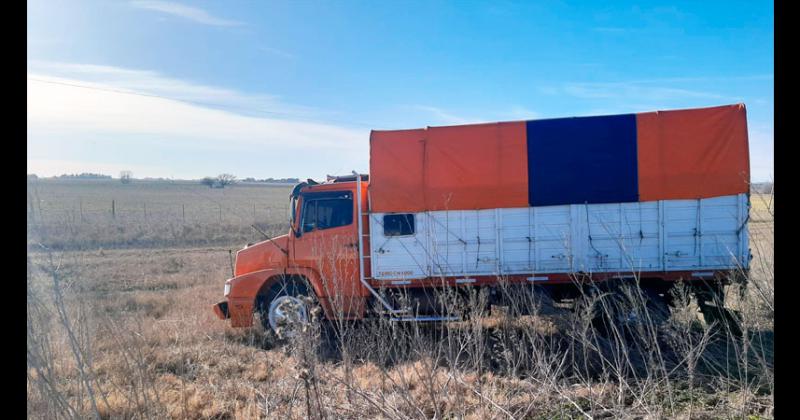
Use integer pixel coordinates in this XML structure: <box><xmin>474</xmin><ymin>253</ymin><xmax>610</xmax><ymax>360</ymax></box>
<box><xmin>27</xmin><ymin>180</ymin><xmax>774</xmax><ymax>419</ymax></box>
<box><xmin>27</xmin><ymin>179</ymin><xmax>293</xmax><ymax>250</ymax></box>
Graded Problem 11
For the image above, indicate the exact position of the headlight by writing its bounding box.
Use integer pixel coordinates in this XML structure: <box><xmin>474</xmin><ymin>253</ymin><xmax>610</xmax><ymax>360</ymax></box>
<box><xmin>224</xmin><ymin>283</ymin><xmax>231</xmax><ymax>297</ymax></box>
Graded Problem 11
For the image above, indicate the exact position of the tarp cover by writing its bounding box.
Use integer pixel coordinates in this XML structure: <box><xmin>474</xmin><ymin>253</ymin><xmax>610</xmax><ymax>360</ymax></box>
<box><xmin>636</xmin><ymin>104</ymin><xmax>750</xmax><ymax>201</ymax></box>
<box><xmin>369</xmin><ymin>122</ymin><xmax>528</xmax><ymax>212</ymax></box>
<box><xmin>527</xmin><ymin>114</ymin><xmax>639</xmax><ymax>206</ymax></box>
<box><xmin>369</xmin><ymin>104</ymin><xmax>749</xmax><ymax>213</ymax></box>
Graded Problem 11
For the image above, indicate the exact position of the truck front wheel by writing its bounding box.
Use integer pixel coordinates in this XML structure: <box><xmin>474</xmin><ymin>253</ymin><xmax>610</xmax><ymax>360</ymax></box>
<box><xmin>257</xmin><ymin>279</ymin><xmax>316</xmax><ymax>339</ymax></box>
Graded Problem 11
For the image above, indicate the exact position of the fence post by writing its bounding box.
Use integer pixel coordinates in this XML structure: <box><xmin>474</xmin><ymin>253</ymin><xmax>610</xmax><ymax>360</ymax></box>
<box><xmin>79</xmin><ymin>198</ymin><xmax>84</xmax><ymax>223</ymax></box>
<box><xmin>182</xmin><ymin>204</ymin><xmax>186</xmax><ymax>224</ymax></box>
<box><xmin>143</xmin><ymin>203</ymin><xmax>147</xmax><ymax>222</ymax></box>
<box><xmin>219</xmin><ymin>205</ymin><xmax>222</xmax><ymax>223</ymax></box>
<box><xmin>112</xmin><ymin>200</ymin><xmax>116</xmax><ymax>220</ymax></box>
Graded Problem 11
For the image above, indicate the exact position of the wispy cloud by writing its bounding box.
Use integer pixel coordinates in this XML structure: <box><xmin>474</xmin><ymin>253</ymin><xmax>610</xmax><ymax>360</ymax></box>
<box><xmin>409</xmin><ymin>105</ymin><xmax>472</xmax><ymax>125</ymax></box>
<box><xmin>259</xmin><ymin>46</ymin><xmax>296</xmax><ymax>60</ymax></box>
<box><xmin>406</xmin><ymin>104</ymin><xmax>543</xmax><ymax>126</ymax></box>
<box><xmin>130</xmin><ymin>1</ymin><xmax>244</xmax><ymax>27</ymax></box>
<box><xmin>506</xmin><ymin>106</ymin><xmax>540</xmax><ymax>120</ymax></box>
<box><xmin>538</xmin><ymin>75</ymin><xmax>772</xmax><ymax>104</ymax></box>
<box><xmin>562</xmin><ymin>82</ymin><xmax>734</xmax><ymax>101</ymax></box>
<box><xmin>27</xmin><ymin>60</ymin><xmax>315</xmax><ymax>118</ymax></box>
<box><xmin>27</xmin><ymin>62</ymin><xmax>368</xmax><ymax>179</ymax></box>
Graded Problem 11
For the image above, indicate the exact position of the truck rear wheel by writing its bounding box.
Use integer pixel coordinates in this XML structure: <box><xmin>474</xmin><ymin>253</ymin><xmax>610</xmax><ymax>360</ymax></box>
<box><xmin>581</xmin><ymin>285</ymin><xmax>671</xmax><ymax>338</ymax></box>
<box><xmin>692</xmin><ymin>282</ymin><xmax>743</xmax><ymax>336</ymax></box>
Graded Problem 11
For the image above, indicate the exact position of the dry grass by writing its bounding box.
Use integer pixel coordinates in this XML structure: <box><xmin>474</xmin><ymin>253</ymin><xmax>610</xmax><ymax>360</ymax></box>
<box><xmin>27</xmin><ymin>182</ymin><xmax>774</xmax><ymax>419</ymax></box>
<box><xmin>27</xmin><ymin>179</ymin><xmax>292</xmax><ymax>250</ymax></box>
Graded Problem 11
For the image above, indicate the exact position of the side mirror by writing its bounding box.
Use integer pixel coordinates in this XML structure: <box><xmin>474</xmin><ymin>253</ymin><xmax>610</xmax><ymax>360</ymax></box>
<box><xmin>290</xmin><ymin>223</ymin><xmax>302</xmax><ymax>238</ymax></box>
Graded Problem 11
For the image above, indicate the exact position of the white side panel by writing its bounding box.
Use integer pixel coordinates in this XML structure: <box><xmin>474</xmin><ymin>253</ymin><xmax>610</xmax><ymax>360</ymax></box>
<box><xmin>368</xmin><ymin>194</ymin><xmax>749</xmax><ymax>281</ymax></box>
<box><xmin>663</xmin><ymin>195</ymin><xmax>745</xmax><ymax>270</ymax></box>
<box><xmin>583</xmin><ymin>201</ymin><xmax>662</xmax><ymax>272</ymax></box>
<box><xmin>498</xmin><ymin>208</ymin><xmax>534</xmax><ymax>273</ymax></box>
<box><xmin>428</xmin><ymin>210</ymin><xmax>499</xmax><ymax>276</ymax></box>
<box><xmin>368</xmin><ymin>214</ymin><xmax>429</xmax><ymax>279</ymax></box>
<box><xmin>534</xmin><ymin>205</ymin><xmax>574</xmax><ymax>273</ymax></box>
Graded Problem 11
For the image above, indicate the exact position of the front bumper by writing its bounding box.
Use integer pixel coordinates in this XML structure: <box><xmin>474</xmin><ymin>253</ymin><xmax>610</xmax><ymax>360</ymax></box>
<box><xmin>212</xmin><ymin>301</ymin><xmax>230</xmax><ymax>320</ymax></box>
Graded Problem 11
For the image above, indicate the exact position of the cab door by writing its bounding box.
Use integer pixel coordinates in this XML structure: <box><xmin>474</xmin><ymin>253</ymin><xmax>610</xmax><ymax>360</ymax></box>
<box><xmin>291</xmin><ymin>190</ymin><xmax>364</xmax><ymax>318</ymax></box>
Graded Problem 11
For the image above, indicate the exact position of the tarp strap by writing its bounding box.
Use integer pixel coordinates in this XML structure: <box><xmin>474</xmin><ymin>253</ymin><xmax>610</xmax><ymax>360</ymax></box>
<box><xmin>736</xmin><ymin>212</ymin><xmax>751</xmax><ymax>236</ymax></box>
<box><xmin>585</xmin><ymin>203</ymin><xmax>603</xmax><ymax>258</ymax></box>
<box><xmin>423</xmin><ymin>212</ymin><xmax>467</xmax><ymax>245</ymax></box>
<box><xmin>638</xmin><ymin>202</ymin><xmax>644</xmax><ymax>244</ymax></box>
<box><xmin>694</xmin><ymin>198</ymin><xmax>701</xmax><ymax>256</ymax></box>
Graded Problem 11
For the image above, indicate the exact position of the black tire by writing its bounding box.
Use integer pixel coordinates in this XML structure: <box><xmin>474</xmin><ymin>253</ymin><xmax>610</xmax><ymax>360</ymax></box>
<box><xmin>586</xmin><ymin>286</ymin><xmax>671</xmax><ymax>338</ymax></box>
<box><xmin>256</xmin><ymin>278</ymin><xmax>314</xmax><ymax>336</ymax></box>
<box><xmin>692</xmin><ymin>282</ymin><xmax>743</xmax><ymax>337</ymax></box>
<box><xmin>698</xmin><ymin>301</ymin><xmax>743</xmax><ymax>337</ymax></box>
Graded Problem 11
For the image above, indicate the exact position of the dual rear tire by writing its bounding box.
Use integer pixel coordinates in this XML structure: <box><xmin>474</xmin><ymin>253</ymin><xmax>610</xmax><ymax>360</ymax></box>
<box><xmin>578</xmin><ymin>284</ymin><xmax>672</xmax><ymax>338</ymax></box>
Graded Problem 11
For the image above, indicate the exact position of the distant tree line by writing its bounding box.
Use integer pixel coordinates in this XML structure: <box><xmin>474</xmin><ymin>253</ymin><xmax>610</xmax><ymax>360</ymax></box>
<box><xmin>27</xmin><ymin>172</ymin><xmax>301</xmax><ymax>186</ymax></box>
<box><xmin>201</xmin><ymin>174</ymin><xmax>237</xmax><ymax>189</ymax></box>
<box><xmin>751</xmin><ymin>182</ymin><xmax>774</xmax><ymax>194</ymax></box>
<box><xmin>50</xmin><ymin>173</ymin><xmax>113</xmax><ymax>180</ymax></box>
<box><xmin>241</xmin><ymin>177</ymin><xmax>300</xmax><ymax>184</ymax></box>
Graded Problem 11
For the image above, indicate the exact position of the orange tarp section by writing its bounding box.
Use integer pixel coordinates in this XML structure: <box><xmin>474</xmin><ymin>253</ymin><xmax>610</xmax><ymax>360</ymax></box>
<box><xmin>369</xmin><ymin>128</ymin><xmax>427</xmax><ymax>212</ymax></box>
<box><xmin>369</xmin><ymin>122</ymin><xmax>528</xmax><ymax>213</ymax></box>
<box><xmin>636</xmin><ymin>104</ymin><xmax>750</xmax><ymax>201</ymax></box>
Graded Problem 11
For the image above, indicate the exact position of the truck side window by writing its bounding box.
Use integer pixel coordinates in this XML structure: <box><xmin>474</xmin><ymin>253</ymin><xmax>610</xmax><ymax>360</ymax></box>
<box><xmin>384</xmin><ymin>214</ymin><xmax>415</xmax><ymax>236</ymax></box>
<box><xmin>302</xmin><ymin>197</ymin><xmax>353</xmax><ymax>232</ymax></box>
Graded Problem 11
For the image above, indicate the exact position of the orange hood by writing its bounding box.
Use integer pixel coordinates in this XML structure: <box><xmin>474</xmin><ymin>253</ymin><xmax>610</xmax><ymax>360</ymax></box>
<box><xmin>234</xmin><ymin>234</ymin><xmax>289</xmax><ymax>276</ymax></box>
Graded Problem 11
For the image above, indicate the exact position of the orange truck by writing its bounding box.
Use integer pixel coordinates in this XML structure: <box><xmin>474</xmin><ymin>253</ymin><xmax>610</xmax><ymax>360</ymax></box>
<box><xmin>213</xmin><ymin>104</ymin><xmax>751</xmax><ymax>333</ymax></box>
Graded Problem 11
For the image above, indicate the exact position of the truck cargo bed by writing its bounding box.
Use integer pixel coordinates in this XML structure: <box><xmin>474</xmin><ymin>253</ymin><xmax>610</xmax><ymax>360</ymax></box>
<box><xmin>368</xmin><ymin>193</ymin><xmax>749</xmax><ymax>281</ymax></box>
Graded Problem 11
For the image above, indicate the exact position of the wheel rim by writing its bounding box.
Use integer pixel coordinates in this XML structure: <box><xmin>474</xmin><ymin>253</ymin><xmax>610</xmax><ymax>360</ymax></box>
<box><xmin>268</xmin><ymin>296</ymin><xmax>309</xmax><ymax>336</ymax></box>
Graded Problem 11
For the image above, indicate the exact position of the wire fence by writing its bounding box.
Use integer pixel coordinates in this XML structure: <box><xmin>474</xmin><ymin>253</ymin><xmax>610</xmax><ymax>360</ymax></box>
<box><xmin>26</xmin><ymin>199</ymin><xmax>288</xmax><ymax>227</ymax></box>
<box><xmin>26</xmin><ymin>181</ymin><xmax>295</xmax><ymax>250</ymax></box>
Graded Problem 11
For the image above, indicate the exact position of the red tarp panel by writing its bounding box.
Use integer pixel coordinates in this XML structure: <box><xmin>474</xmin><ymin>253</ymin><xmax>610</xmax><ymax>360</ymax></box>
<box><xmin>369</xmin><ymin>128</ymin><xmax>427</xmax><ymax>212</ymax></box>
<box><xmin>636</xmin><ymin>104</ymin><xmax>750</xmax><ymax>201</ymax></box>
<box><xmin>369</xmin><ymin>122</ymin><xmax>527</xmax><ymax>213</ymax></box>
<box><xmin>424</xmin><ymin>122</ymin><xmax>528</xmax><ymax>211</ymax></box>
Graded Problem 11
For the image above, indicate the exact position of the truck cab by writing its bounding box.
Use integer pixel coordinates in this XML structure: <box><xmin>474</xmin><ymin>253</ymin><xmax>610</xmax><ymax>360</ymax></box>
<box><xmin>213</xmin><ymin>175</ymin><xmax>371</xmax><ymax>330</ymax></box>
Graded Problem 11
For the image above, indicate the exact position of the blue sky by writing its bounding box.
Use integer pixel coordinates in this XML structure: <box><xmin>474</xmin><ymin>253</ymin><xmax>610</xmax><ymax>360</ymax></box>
<box><xmin>27</xmin><ymin>0</ymin><xmax>773</xmax><ymax>181</ymax></box>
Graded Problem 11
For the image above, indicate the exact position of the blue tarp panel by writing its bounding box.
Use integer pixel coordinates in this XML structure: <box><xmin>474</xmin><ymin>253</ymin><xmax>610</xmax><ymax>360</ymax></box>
<box><xmin>526</xmin><ymin>114</ymin><xmax>639</xmax><ymax>206</ymax></box>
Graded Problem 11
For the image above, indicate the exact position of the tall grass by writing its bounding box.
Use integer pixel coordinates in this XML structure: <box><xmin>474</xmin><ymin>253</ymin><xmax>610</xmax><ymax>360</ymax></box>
<box><xmin>27</xmin><ymin>250</ymin><xmax>773</xmax><ymax>417</ymax></box>
<box><xmin>26</xmin><ymin>186</ymin><xmax>774</xmax><ymax>419</ymax></box>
